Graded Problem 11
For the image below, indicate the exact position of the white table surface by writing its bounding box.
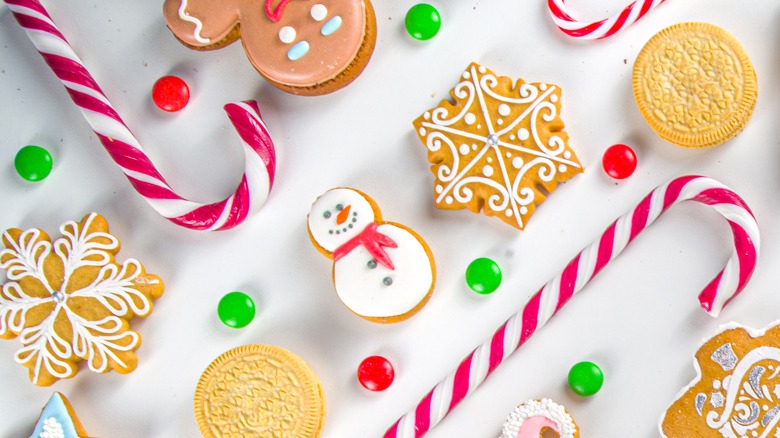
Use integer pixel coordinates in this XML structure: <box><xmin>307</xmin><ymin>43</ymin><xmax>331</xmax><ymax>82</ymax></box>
<box><xmin>2</xmin><ymin>0</ymin><xmax>780</xmax><ymax>436</ymax></box>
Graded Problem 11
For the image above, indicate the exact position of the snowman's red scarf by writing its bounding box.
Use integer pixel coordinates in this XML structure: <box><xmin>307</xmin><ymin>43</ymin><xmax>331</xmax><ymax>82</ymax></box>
<box><xmin>333</xmin><ymin>222</ymin><xmax>398</xmax><ymax>270</ymax></box>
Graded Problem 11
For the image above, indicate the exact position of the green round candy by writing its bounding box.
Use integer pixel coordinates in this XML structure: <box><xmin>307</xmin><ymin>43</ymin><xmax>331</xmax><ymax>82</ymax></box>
<box><xmin>15</xmin><ymin>145</ymin><xmax>53</xmax><ymax>182</ymax></box>
<box><xmin>217</xmin><ymin>291</ymin><xmax>256</xmax><ymax>329</ymax></box>
<box><xmin>405</xmin><ymin>3</ymin><xmax>441</xmax><ymax>40</ymax></box>
<box><xmin>465</xmin><ymin>257</ymin><xmax>502</xmax><ymax>294</ymax></box>
<box><xmin>568</xmin><ymin>361</ymin><xmax>604</xmax><ymax>396</ymax></box>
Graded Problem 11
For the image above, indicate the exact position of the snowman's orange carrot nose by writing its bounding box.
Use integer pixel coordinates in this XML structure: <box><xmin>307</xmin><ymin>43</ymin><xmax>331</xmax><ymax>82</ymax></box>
<box><xmin>336</xmin><ymin>205</ymin><xmax>352</xmax><ymax>225</ymax></box>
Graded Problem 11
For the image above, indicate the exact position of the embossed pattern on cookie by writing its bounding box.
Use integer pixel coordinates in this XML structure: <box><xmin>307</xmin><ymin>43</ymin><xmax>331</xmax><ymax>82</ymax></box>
<box><xmin>413</xmin><ymin>63</ymin><xmax>583</xmax><ymax>230</ymax></box>
<box><xmin>633</xmin><ymin>22</ymin><xmax>757</xmax><ymax>148</ymax></box>
<box><xmin>194</xmin><ymin>344</ymin><xmax>326</xmax><ymax>438</ymax></box>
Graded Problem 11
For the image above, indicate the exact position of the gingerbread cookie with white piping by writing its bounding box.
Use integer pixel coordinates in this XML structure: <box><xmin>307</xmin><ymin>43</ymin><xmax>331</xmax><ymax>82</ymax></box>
<box><xmin>307</xmin><ymin>188</ymin><xmax>435</xmax><ymax>323</ymax></box>
<box><xmin>660</xmin><ymin>322</ymin><xmax>780</xmax><ymax>437</ymax></box>
<box><xmin>163</xmin><ymin>0</ymin><xmax>376</xmax><ymax>95</ymax></box>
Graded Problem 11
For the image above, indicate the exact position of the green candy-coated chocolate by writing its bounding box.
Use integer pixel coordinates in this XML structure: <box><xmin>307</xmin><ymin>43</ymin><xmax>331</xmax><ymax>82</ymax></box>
<box><xmin>217</xmin><ymin>291</ymin><xmax>256</xmax><ymax>329</ymax></box>
<box><xmin>568</xmin><ymin>361</ymin><xmax>604</xmax><ymax>396</ymax></box>
<box><xmin>465</xmin><ymin>257</ymin><xmax>502</xmax><ymax>295</ymax></box>
<box><xmin>15</xmin><ymin>145</ymin><xmax>53</xmax><ymax>182</ymax></box>
<box><xmin>405</xmin><ymin>3</ymin><xmax>441</xmax><ymax>41</ymax></box>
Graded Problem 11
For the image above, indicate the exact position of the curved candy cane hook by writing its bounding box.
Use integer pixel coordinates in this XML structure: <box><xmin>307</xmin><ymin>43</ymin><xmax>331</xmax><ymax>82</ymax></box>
<box><xmin>6</xmin><ymin>0</ymin><xmax>276</xmax><ymax>231</ymax></box>
<box><xmin>548</xmin><ymin>0</ymin><xmax>667</xmax><ymax>40</ymax></box>
<box><xmin>385</xmin><ymin>175</ymin><xmax>760</xmax><ymax>437</ymax></box>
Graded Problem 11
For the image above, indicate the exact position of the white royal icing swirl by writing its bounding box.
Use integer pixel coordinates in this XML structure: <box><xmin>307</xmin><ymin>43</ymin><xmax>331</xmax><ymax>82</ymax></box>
<box><xmin>418</xmin><ymin>64</ymin><xmax>582</xmax><ymax>229</ymax></box>
<box><xmin>0</xmin><ymin>213</ymin><xmax>157</xmax><ymax>384</ymax></box>
<box><xmin>178</xmin><ymin>0</ymin><xmax>210</xmax><ymax>44</ymax></box>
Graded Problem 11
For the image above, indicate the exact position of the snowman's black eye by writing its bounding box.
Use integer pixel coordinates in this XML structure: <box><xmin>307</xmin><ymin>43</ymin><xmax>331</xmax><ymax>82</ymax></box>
<box><xmin>335</xmin><ymin>204</ymin><xmax>344</xmax><ymax>211</ymax></box>
<box><xmin>323</xmin><ymin>210</ymin><xmax>331</xmax><ymax>219</ymax></box>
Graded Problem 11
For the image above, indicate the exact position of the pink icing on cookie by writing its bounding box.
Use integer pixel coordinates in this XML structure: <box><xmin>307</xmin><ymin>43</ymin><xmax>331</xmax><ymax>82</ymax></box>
<box><xmin>516</xmin><ymin>417</ymin><xmax>559</xmax><ymax>438</ymax></box>
<box><xmin>164</xmin><ymin>0</ymin><xmax>372</xmax><ymax>89</ymax></box>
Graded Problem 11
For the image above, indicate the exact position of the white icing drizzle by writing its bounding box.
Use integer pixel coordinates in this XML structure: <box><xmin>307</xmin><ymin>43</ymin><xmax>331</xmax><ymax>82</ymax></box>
<box><xmin>178</xmin><ymin>0</ymin><xmax>211</xmax><ymax>44</ymax></box>
<box><xmin>0</xmin><ymin>213</ymin><xmax>157</xmax><ymax>384</ymax></box>
<box><xmin>419</xmin><ymin>64</ymin><xmax>582</xmax><ymax>229</ymax></box>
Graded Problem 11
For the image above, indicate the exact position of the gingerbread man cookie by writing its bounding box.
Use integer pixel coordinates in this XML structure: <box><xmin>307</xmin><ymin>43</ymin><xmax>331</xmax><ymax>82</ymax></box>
<box><xmin>163</xmin><ymin>0</ymin><xmax>377</xmax><ymax>95</ymax></box>
<box><xmin>660</xmin><ymin>322</ymin><xmax>780</xmax><ymax>437</ymax></box>
<box><xmin>0</xmin><ymin>213</ymin><xmax>164</xmax><ymax>386</ymax></box>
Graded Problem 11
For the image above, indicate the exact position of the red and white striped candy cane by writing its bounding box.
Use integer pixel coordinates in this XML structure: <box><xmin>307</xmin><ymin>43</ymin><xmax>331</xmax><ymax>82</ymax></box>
<box><xmin>548</xmin><ymin>0</ymin><xmax>667</xmax><ymax>40</ymax></box>
<box><xmin>385</xmin><ymin>175</ymin><xmax>759</xmax><ymax>438</ymax></box>
<box><xmin>6</xmin><ymin>0</ymin><xmax>276</xmax><ymax>231</ymax></box>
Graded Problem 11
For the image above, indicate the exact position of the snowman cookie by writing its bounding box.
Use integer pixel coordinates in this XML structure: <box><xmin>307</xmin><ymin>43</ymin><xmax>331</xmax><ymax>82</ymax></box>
<box><xmin>163</xmin><ymin>0</ymin><xmax>377</xmax><ymax>95</ymax></box>
<box><xmin>307</xmin><ymin>188</ymin><xmax>435</xmax><ymax>323</ymax></box>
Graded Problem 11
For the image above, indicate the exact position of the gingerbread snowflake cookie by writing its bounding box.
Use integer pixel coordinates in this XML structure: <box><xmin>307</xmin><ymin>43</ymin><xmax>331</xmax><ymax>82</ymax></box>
<box><xmin>0</xmin><ymin>213</ymin><xmax>164</xmax><ymax>386</ymax></box>
<box><xmin>660</xmin><ymin>322</ymin><xmax>780</xmax><ymax>437</ymax></box>
<box><xmin>413</xmin><ymin>63</ymin><xmax>583</xmax><ymax>230</ymax></box>
<box><xmin>163</xmin><ymin>0</ymin><xmax>377</xmax><ymax>95</ymax></box>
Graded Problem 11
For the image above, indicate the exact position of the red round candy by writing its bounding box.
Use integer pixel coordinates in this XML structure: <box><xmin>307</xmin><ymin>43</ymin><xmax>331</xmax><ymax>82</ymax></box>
<box><xmin>152</xmin><ymin>75</ymin><xmax>190</xmax><ymax>112</ymax></box>
<box><xmin>357</xmin><ymin>355</ymin><xmax>395</xmax><ymax>391</ymax></box>
<box><xmin>602</xmin><ymin>143</ymin><xmax>637</xmax><ymax>180</ymax></box>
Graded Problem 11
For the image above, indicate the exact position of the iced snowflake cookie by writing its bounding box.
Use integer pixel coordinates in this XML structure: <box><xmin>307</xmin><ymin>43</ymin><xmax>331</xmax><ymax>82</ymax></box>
<box><xmin>307</xmin><ymin>188</ymin><xmax>436</xmax><ymax>323</ymax></box>
<box><xmin>194</xmin><ymin>344</ymin><xmax>326</xmax><ymax>438</ymax></box>
<box><xmin>0</xmin><ymin>213</ymin><xmax>164</xmax><ymax>386</ymax></box>
<box><xmin>29</xmin><ymin>393</ymin><xmax>90</xmax><ymax>438</ymax></box>
<box><xmin>413</xmin><ymin>63</ymin><xmax>583</xmax><ymax>230</ymax></box>
<box><xmin>500</xmin><ymin>399</ymin><xmax>579</xmax><ymax>438</ymax></box>
<box><xmin>163</xmin><ymin>0</ymin><xmax>377</xmax><ymax>95</ymax></box>
<box><xmin>633</xmin><ymin>23</ymin><xmax>757</xmax><ymax>148</ymax></box>
<box><xmin>660</xmin><ymin>322</ymin><xmax>780</xmax><ymax>437</ymax></box>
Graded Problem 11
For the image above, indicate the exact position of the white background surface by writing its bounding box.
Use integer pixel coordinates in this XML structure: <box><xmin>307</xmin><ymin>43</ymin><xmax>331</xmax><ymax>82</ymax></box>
<box><xmin>2</xmin><ymin>0</ymin><xmax>780</xmax><ymax>437</ymax></box>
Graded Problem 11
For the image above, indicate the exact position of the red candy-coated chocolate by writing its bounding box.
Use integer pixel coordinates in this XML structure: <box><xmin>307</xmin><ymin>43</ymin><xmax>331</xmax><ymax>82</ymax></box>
<box><xmin>357</xmin><ymin>355</ymin><xmax>395</xmax><ymax>391</ymax></box>
<box><xmin>602</xmin><ymin>143</ymin><xmax>637</xmax><ymax>179</ymax></box>
<box><xmin>152</xmin><ymin>75</ymin><xmax>190</xmax><ymax>112</ymax></box>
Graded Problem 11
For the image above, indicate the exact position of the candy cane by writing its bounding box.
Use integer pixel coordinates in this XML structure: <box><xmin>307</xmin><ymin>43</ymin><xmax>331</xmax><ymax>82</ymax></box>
<box><xmin>385</xmin><ymin>175</ymin><xmax>759</xmax><ymax>438</ymax></box>
<box><xmin>6</xmin><ymin>0</ymin><xmax>276</xmax><ymax>231</ymax></box>
<box><xmin>548</xmin><ymin>0</ymin><xmax>667</xmax><ymax>40</ymax></box>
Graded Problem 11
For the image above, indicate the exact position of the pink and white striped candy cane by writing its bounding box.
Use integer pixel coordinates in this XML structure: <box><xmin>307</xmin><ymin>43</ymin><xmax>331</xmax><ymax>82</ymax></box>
<box><xmin>6</xmin><ymin>0</ymin><xmax>276</xmax><ymax>231</ymax></box>
<box><xmin>385</xmin><ymin>175</ymin><xmax>759</xmax><ymax>438</ymax></box>
<box><xmin>548</xmin><ymin>0</ymin><xmax>667</xmax><ymax>40</ymax></box>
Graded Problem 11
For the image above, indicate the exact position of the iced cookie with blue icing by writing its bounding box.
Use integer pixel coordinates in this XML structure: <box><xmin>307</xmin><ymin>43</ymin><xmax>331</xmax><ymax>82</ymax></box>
<box><xmin>163</xmin><ymin>0</ymin><xmax>377</xmax><ymax>95</ymax></box>
<box><xmin>29</xmin><ymin>393</ymin><xmax>89</xmax><ymax>438</ymax></box>
<box><xmin>307</xmin><ymin>188</ymin><xmax>436</xmax><ymax>323</ymax></box>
